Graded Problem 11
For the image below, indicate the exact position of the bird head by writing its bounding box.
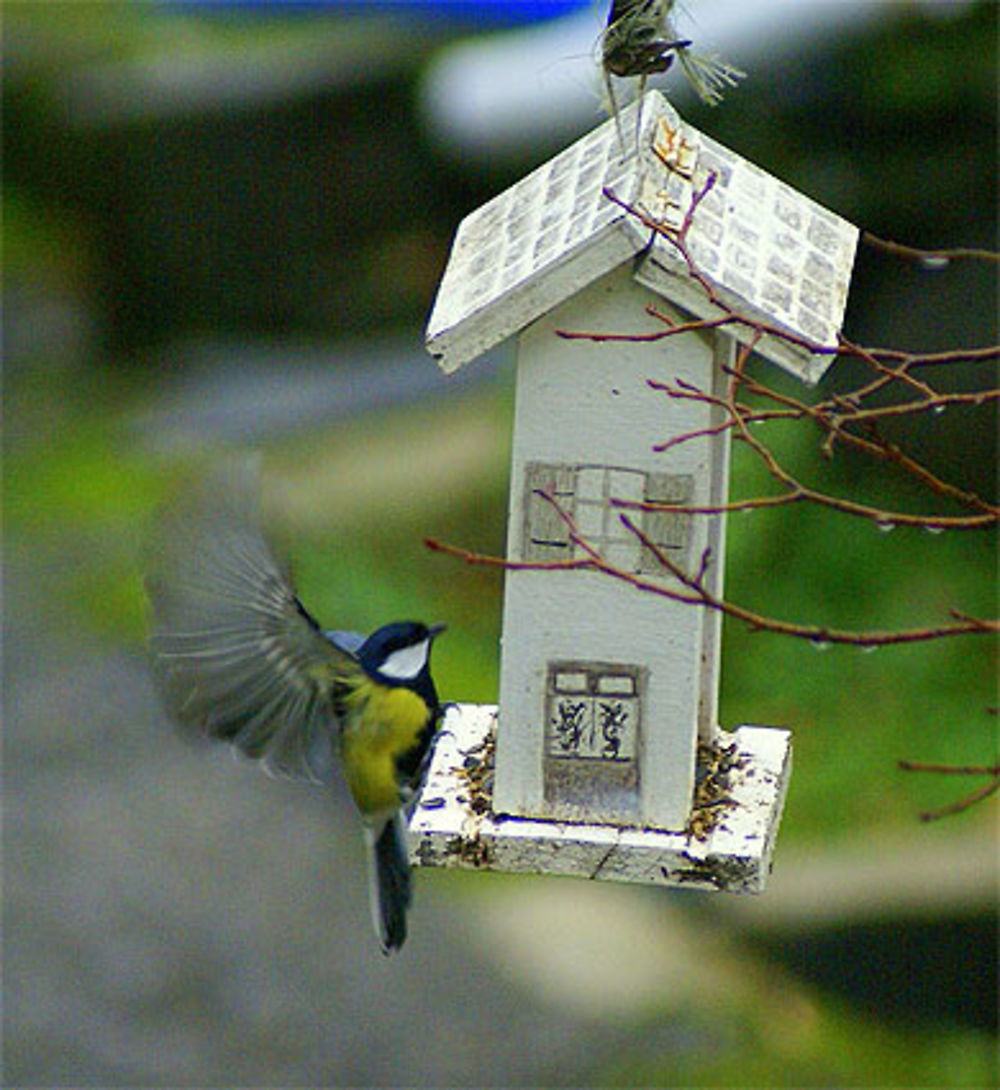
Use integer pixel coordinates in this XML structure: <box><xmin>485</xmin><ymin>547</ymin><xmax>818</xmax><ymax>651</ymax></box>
<box><xmin>358</xmin><ymin>621</ymin><xmax>445</xmax><ymax>688</ymax></box>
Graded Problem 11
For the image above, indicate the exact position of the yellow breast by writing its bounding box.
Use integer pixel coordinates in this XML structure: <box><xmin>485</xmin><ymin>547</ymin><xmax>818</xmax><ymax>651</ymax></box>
<box><xmin>339</xmin><ymin>682</ymin><xmax>431</xmax><ymax>818</ymax></box>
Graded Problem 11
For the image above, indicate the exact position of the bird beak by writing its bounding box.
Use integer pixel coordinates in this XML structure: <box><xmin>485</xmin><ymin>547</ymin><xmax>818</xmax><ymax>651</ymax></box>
<box><xmin>428</xmin><ymin>623</ymin><xmax>447</xmax><ymax>639</ymax></box>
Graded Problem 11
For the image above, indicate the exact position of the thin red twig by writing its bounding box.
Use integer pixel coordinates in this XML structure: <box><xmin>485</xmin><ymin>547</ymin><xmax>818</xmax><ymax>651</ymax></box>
<box><xmin>862</xmin><ymin>231</ymin><xmax>1000</xmax><ymax>264</ymax></box>
<box><xmin>426</xmin><ymin>488</ymin><xmax>998</xmax><ymax>649</ymax></box>
<box><xmin>898</xmin><ymin>760</ymin><xmax>1000</xmax><ymax>821</ymax></box>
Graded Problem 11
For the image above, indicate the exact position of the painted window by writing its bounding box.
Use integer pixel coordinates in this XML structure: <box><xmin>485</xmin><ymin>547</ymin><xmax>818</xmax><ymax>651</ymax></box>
<box><xmin>543</xmin><ymin>660</ymin><xmax>645</xmax><ymax>823</ymax></box>
<box><xmin>547</xmin><ymin>663</ymin><xmax>640</xmax><ymax>762</ymax></box>
<box><xmin>522</xmin><ymin>461</ymin><xmax>693</xmax><ymax>574</ymax></box>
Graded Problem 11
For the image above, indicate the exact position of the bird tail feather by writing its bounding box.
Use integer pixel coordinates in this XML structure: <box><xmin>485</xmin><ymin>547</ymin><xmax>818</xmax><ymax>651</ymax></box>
<box><xmin>366</xmin><ymin>814</ymin><xmax>412</xmax><ymax>955</ymax></box>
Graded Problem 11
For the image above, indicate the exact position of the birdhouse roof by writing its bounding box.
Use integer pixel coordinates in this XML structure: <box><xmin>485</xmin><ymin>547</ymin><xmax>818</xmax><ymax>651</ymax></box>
<box><xmin>426</xmin><ymin>91</ymin><xmax>858</xmax><ymax>385</ymax></box>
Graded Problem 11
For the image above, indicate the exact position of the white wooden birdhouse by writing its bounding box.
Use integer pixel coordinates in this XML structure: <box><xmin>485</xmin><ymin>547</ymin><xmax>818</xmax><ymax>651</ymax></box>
<box><xmin>414</xmin><ymin>92</ymin><xmax>857</xmax><ymax>891</ymax></box>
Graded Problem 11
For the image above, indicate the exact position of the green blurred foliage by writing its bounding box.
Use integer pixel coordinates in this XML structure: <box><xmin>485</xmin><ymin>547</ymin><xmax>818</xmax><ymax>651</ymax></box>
<box><xmin>603</xmin><ymin>994</ymin><xmax>997</xmax><ymax>1088</ymax></box>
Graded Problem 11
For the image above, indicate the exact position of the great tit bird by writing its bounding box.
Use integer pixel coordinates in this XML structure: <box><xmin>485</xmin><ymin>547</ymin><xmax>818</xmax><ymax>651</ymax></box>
<box><xmin>145</xmin><ymin>458</ymin><xmax>445</xmax><ymax>954</ymax></box>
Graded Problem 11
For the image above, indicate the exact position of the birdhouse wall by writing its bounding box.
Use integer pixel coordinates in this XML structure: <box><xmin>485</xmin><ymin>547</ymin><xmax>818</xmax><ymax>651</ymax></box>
<box><xmin>494</xmin><ymin>264</ymin><xmax>731</xmax><ymax>831</ymax></box>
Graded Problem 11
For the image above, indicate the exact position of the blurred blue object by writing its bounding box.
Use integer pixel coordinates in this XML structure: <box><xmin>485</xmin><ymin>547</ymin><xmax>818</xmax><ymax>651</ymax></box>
<box><xmin>159</xmin><ymin>0</ymin><xmax>589</xmax><ymax>24</ymax></box>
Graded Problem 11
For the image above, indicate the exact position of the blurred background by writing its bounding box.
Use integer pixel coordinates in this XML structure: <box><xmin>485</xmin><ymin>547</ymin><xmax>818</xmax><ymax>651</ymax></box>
<box><xmin>3</xmin><ymin>1</ymin><xmax>997</xmax><ymax>1086</ymax></box>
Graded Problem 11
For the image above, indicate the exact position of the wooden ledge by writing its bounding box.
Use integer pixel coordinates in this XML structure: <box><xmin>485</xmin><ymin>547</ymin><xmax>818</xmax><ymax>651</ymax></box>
<box><xmin>410</xmin><ymin>704</ymin><xmax>792</xmax><ymax>893</ymax></box>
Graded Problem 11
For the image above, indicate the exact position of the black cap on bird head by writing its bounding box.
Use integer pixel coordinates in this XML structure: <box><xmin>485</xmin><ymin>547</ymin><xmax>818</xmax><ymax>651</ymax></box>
<box><xmin>358</xmin><ymin>621</ymin><xmax>445</xmax><ymax>689</ymax></box>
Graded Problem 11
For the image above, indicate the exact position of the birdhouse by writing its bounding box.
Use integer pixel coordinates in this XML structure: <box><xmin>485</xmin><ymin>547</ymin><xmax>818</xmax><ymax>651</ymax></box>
<box><xmin>414</xmin><ymin>92</ymin><xmax>857</xmax><ymax>891</ymax></box>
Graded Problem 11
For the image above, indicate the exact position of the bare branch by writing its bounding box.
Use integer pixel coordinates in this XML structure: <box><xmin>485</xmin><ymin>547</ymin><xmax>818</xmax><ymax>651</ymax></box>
<box><xmin>426</xmin><ymin>487</ymin><xmax>999</xmax><ymax>649</ymax></box>
<box><xmin>898</xmin><ymin>760</ymin><xmax>1000</xmax><ymax>821</ymax></box>
<box><xmin>555</xmin><ymin>187</ymin><xmax>999</xmax><ymax>532</ymax></box>
<box><xmin>898</xmin><ymin>761</ymin><xmax>1000</xmax><ymax>776</ymax></box>
<box><xmin>862</xmin><ymin>231</ymin><xmax>1000</xmax><ymax>265</ymax></box>
<box><xmin>914</xmin><ymin>778</ymin><xmax>1000</xmax><ymax>821</ymax></box>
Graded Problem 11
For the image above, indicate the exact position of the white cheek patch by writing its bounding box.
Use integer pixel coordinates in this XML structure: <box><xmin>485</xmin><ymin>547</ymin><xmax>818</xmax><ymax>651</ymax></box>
<box><xmin>379</xmin><ymin>639</ymin><xmax>430</xmax><ymax>681</ymax></box>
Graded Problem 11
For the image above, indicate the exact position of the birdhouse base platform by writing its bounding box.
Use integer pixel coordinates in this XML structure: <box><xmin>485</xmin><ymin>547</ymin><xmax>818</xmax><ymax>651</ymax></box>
<box><xmin>410</xmin><ymin>704</ymin><xmax>792</xmax><ymax>893</ymax></box>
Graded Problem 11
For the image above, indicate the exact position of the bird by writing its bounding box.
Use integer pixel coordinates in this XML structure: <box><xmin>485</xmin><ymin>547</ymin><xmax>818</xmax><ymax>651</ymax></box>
<box><xmin>145</xmin><ymin>456</ymin><xmax>446</xmax><ymax>955</ymax></box>
<box><xmin>601</xmin><ymin>0</ymin><xmax>745</xmax><ymax>154</ymax></box>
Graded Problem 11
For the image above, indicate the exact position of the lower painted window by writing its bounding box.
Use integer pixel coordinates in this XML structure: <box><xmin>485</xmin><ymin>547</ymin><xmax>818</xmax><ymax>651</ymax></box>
<box><xmin>543</xmin><ymin>660</ymin><xmax>644</xmax><ymax>824</ymax></box>
<box><xmin>547</xmin><ymin>664</ymin><xmax>639</xmax><ymax>762</ymax></box>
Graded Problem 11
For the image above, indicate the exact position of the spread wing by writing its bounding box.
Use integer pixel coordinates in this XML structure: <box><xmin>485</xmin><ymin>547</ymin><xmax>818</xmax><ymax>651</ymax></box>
<box><xmin>146</xmin><ymin>456</ymin><xmax>358</xmax><ymax>784</ymax></box>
